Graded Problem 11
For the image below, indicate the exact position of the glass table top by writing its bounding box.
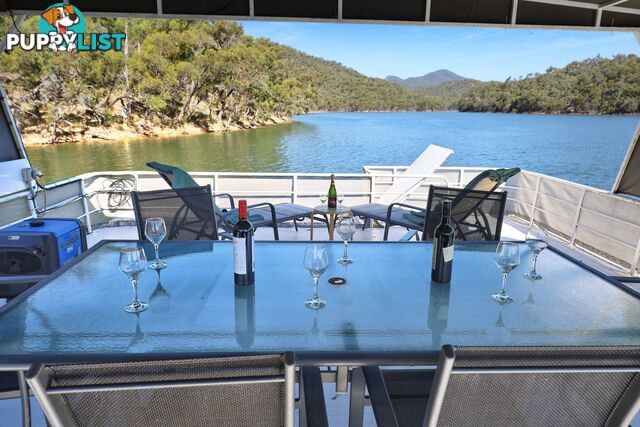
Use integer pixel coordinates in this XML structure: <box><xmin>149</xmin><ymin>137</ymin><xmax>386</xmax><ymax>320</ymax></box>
<box><xmin>313</xmin><ymin>205</ymin><xmax>351</xmax><ymax>214</ymax></box>
<box><xmin>1</xmin><ymin>241</ymin><xmax>639</xmax><ymax>363</ymax></box>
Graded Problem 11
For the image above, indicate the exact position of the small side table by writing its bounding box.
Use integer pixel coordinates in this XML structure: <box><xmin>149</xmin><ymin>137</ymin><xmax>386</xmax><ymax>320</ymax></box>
<box><xmin>310</xmin><ymin>205</ymin><xmax>351</xmax><ymax>240</ymax></box>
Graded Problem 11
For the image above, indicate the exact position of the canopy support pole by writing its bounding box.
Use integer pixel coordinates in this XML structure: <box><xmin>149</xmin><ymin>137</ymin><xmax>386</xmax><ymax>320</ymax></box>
<box><xmin>612</xmin><ymin>31</ymin><xmax>640</xmax><ymax>194</ymax></box>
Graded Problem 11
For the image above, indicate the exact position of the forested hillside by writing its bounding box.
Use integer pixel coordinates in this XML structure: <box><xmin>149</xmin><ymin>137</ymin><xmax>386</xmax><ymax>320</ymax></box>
<box><xmin>415</xmin><ymin>79</ymin><xmax>482</xmax><ymax>109</ymax></box>
<box><xmin>0</xmin><ymin>18</ymin><xmax>441</xmax><ymax>143</ymax></box>
<box><xmin>456</xmin><ymin>55</ymin><xmax>640</xmax><ymax>114</ymax></box>
<box><xmin>1</xmin><ymin>15</ymin><xmax>637</xmax><ymax>144</ymax></box>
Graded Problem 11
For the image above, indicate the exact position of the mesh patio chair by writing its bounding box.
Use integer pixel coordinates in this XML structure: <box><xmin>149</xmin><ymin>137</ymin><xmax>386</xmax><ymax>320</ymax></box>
<box><xmin>132</xmin><ymin>185</ymin><xmax>218</xmax><ymax>241</ymax></box>
<box><xmin>417</xmin><ymin>185</ymin><xmax>507</xmax><ymax>241</ymax></box>
<box><xmin>385</xmin><ymin>186</ymin><xmax>507</xmax><ymax>242</ymax></box>
<box><xmin>353</xmin><ymin>345</ymin><xmax>640</xmax><ymax>427</ymax></box>
<box><xmin>351</xmin><ymin>168</ymin><xmax>519</xmax><ymax>241</ymax></box>
<box><xmin>26</xmin><ymin>353</ymin><xmax>298</xmax><ymax>427</ymax></box>
<box><xmin>147</xmin><ymin>162</ymin><xmax>313</xmax><ymax>240</ymax></box>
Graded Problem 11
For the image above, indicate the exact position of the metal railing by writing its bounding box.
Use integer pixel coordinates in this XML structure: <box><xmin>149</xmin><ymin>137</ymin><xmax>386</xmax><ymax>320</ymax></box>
<box><xmin>503</xmin><ymin>170</ymin><xmax>640</xmax><ymax>276</ymax></box>
<box><xmin>2</xmin><ymin>167</ymin><xmax>639</xmax><ymax>276</ymax></box>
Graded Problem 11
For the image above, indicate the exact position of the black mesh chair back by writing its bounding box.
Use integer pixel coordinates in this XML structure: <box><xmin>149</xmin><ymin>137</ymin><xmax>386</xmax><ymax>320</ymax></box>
<box><xmin>422</xmin><ymin>186</ymin><xmax>507</xmax><ymax>241</ymax></box>
<box><xmin>132</xmin><ymin>185</ymin><xmax>218</xmax><ymax>241</ymax></box>
<box><xmin>27</xmin><ymin>353</ymin><xmax>295</xmax><ymax>427</ymax></box>
<box><xmin>425</xmin><ymin>345</ymin><xmax>640</xmax><ymax>427</ymax></box>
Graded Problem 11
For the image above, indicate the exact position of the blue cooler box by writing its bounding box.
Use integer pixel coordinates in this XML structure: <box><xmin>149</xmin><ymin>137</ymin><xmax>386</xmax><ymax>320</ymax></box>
<box><xmin>0</xmin><ymin>218</ymin><xmax>87</xmax><ymax>298</ymax></box>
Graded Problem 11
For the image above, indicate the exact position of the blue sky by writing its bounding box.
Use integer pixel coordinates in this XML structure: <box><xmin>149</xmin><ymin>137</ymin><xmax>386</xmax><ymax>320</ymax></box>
<box><xmin>240</xmin><ymin>22</ymin><xmax>640</xmax><ymax>82</ymax></box>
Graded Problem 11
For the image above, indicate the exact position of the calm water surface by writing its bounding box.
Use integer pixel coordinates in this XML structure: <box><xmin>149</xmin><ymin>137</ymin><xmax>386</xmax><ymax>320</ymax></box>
<box><xmin>26</xmin><ymin>112</ymin><xmax>639</xmax><ymax>190</ymax></box>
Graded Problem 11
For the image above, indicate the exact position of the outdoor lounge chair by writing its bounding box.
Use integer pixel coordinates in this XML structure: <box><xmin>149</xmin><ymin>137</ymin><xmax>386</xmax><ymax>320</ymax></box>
<box><xmin>26</xmin><ymin>353</ymin><xmax>320</xmax><ymax>427</ymax></box>
<box><xmin>351</xmin><ymin>168</ymin><xmax>519</xmax><ymax>240</ymax></box>
<box><xmin>132</xmin><ymin>186</ymin><xmax>219</xmax><ymax>240</ymax></box>
<box><xmin>352</xmin><ymin>345</ymin><xmax>640</xmax><ymax>427</ymax></box>
<box><xmin>372</xmin><ymin>144</ymin><xmax>454</xmax><ymax>206</ymax></box>
<box><xmin>147</xmin><ymin>161</ymin><xmax>313</xmax><ymax>240</ymax></box>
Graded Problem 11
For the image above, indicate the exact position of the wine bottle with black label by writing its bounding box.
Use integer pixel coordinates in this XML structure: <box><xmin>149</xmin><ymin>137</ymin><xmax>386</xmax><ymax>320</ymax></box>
<box><xmin>431</xmin><ymin>200</ymin><xmax>454</xmax><ymax>284</ymax></box>
<box><xmin>233</xmin><ymin>200</ymin><xmax>255</xmax><ymax>285</ymax></box>
<box><xmin>328</xmin><ymin>174</ymin><xmax>337</xmax><ymax>209</ymax></box>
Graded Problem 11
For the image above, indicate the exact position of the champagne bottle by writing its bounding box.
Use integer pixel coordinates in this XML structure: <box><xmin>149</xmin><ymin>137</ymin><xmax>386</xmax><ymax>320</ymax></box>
<box><xmin>233</xmin><ymin>200</ymin><xmax>255</xmax><ymax>285</ymax></box>
<box><xmin>431</xmin><ymin>200</ymin><xmax>454</xmax><ymax>284</ymax></box>
<box><xmin>328</xmin><ymin>174</ymin><xmax>337</xmax><ymax>209</ymax></box>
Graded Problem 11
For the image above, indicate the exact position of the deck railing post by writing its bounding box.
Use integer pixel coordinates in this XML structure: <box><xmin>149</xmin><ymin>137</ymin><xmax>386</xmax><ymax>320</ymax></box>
<box><xmin>80</xmin><ymin>179</ymin><xmax>93</xmax><ymax>234</ymax></box>
<box><xmin>631</xmin><ymin>238</ymin><xmax>640</xmax><ymax>277</ymax></box>
<box><xmin>370</xmin><ymin>175</ymin><xmax>376</xmax><ymax>203</ymax></box>
<box><xmin>569</xmin><ymin>188</ymin><xmax>587</xmax><ymax>246</ymax></box>
<box><xmin>292</xmin><ymin>175</ymin><xmax>298</xmax><ymax>204</ymax></box>
<box><xmin>214</xmin><ymin>173</ymin><xmax>219</xmax><ymax>194</ymax></box>
<box><xmin>528</xmin><ymin>174</ymin><xmax>542</xmax><ymax>228</ymax></box>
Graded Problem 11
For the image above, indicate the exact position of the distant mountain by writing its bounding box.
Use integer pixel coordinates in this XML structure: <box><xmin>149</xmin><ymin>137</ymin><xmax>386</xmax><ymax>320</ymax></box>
<box><xmin>385</xmin><ymin>69</ymin><xmax>466</xmax><ymax>89</ymax></box>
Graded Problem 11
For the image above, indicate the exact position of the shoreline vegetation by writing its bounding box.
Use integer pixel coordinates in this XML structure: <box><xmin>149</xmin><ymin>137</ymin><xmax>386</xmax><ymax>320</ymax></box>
<box><xmin>1</xmin><ymin>18</ymin><xmax>638</xmax><ymax>145</ymax></box>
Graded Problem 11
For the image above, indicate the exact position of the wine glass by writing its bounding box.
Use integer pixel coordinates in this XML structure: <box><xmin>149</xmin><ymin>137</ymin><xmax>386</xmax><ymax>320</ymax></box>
<box><xmin>337</xmin><ymin>194</ymin><xmax>345</xmax><ymax>209</ymax></box>
<box><xmin>145</xmin><ymin>217</ymin><xmax>167</xmax><ymax>270</ymax></box>
<box><xmin>492</xmin><ymin>242</ymin><xmax>520</xmax><ymax>304</ymax></box>
<box><xmin>119</xmin><ymin>247</ymin><xmax>148</xmax><ymax>313</ymax></box>
<box><xmin>336</xmin><ymin>216</ymin><xmax>356</xmax><ymax>265</ymax></box>
<box><xmin>319</xmin><ymin>195</ymin><xmax>327</xmax><ymax>209</ymax></box>
<box><xmin>524</xmin><ymin>225</ymin><xmax>548</xmax><ymax>280</ymax></box>
<box><xmin>303</xmin><ymin>245</ymin><xmax>329</xmax><ymax>309</ymax></box>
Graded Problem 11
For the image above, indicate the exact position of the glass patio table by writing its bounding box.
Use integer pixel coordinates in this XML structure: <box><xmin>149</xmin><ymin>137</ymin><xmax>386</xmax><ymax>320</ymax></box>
<box><xmin>0</xmin><ymin>240</ymin><xmax>639</xmax><ymax>365</ymax></box>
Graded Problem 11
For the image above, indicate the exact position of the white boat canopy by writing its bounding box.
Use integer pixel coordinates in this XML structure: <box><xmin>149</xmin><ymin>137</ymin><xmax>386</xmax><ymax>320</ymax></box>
<box><xmin>1</xmin><ymin>0</ymin><xmax>640</xmax><ymax>31</ymax></box>
<box><xmin>613</xmin><ymin>123</ymin><xmax>640</xmax><ymax>197</ymax></box>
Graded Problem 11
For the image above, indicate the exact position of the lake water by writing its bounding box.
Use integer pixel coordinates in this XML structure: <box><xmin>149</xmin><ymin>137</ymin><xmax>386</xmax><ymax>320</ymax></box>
<box><xmin>26</xmin><ymin>112</ymin><xmax>640</xmax><ymax>190</ymax></box>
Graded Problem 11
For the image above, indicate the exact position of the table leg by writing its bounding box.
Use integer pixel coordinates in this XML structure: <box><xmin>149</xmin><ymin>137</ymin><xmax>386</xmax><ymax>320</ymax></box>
<box><xmin>310</xmin><ymin>215</ymin><xmax>315</xmax><ymax>240</ymax></box>
<box><xmin>328</xmin><ymin>213</ymin><xmax>335</xmax><ymax>240</ymax></box>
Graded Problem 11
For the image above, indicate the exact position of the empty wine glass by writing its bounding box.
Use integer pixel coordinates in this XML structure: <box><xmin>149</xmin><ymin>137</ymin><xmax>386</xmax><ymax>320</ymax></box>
<box><xmin>303</xmin><ymin>245</ymin><xmax>329</xmax><ymax>309</ymax></box>
<box><xmin>320</xmin><ymin>195</ymin><xmax>327</xmax><ymax>208</ymax></box>
<box><xmin>524</xmin><ymin>225</ymin><xmax>549</xmax><ymax>280</ymax></box>
<box><xmin>119</xmin><ymin>247</ymin><xmax>148</xmax><ymax>313</ymax></box>
<box><xmin>338</xmin><ymin>194</ymin><xmax>345</xmax><ymax>208</ymax></box>
<box><xmin>493</xmin><ymin>242</ymin><xmax>520</xmax><ymax>304</ymax></box>
<box><xmin>336</xmin><ymin>216</ymin><xmax>356</xmax><ymax>265</ymax></box>
<box><xmin>145</xmin><ymin>217</ymin><xmax>167</xmax><ymax>270</ymax></box>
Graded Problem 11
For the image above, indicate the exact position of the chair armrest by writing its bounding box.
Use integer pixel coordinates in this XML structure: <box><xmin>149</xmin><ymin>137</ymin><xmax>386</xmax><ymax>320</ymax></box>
<box><xmin>300</xmin><ymin>367</ymin><xmax>328</xmax><ymax>427</ymax></box>
<box><xmin>400</xmin><ymin>230</ymin><xmax>419</xmax><ymax>241</ymax></box>
<box><xmin>247</xmin><ymin>202</ymin><xmax>277</xmax><ymax>222</ymax></box>
<box><xmin>212</xmin><ymin>193</ymin><xmax>235</xmax><ymax>209</ymax></box>
<box><xmin>385</xmin><ymin>203</ymin><xmax>425</xmax><ymax>223</ymax></box>
<box><xmin>362</xmin><ymin>366</ymin><xmax>399</xmax><ymax>427</ymax></box>
<box><xmin>387</xmin><ymin>202</ymin><xmax>425</xmax><ymax>212</ymax></box>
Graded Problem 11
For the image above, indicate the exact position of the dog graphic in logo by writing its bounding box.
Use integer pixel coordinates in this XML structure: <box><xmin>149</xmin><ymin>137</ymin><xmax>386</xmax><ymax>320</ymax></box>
<box><xmin>40</xmin><ymin>5</ymin><xmax>80</xmax><ymax>51</ymax></box>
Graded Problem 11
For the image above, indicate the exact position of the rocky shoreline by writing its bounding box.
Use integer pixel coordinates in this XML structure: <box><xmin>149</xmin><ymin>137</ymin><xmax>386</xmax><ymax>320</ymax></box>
<box><xmin>20</xmin><ymin>116</ymin><xmax>293</xmax><ymax>145</ymax></box>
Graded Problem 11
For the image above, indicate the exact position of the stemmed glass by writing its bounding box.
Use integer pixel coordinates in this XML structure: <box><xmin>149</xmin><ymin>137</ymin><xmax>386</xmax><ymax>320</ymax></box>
<box><xmin>320</xmin><ymin>195</ymin><xmax>327</xmax><ymax>209</ymax></box>
<box><xmin>337</xmin><ymin>194</ymin><xmax>345</xmax><ymax>209</ymax></box>
<box><xmin>119</xmin><ymin>247</ymin><xmax>148</xmax><ymax>313</ymax></box>
<box><xmin>493</xmin><ymin>242</ymin><xmax>520</xmax><ymax>304</ymax></box>
<box><xmin>524</xmin><ymin>225</ymin><xmax>548</xmax><ymax>280</ymax></box>
<box><xmin>304</xmin><ymin>245</ymin><xmax>329</xmax><ymax>309</ymax></box>
<box><xmin>336</xmin><ymin>216</ymin><xmax>356</xmax><ymax>265</ymax></box>
<box><xmin>145</xmin><ymin>218</ymin><xmax>167</xmax><ymax>270</ymax></box>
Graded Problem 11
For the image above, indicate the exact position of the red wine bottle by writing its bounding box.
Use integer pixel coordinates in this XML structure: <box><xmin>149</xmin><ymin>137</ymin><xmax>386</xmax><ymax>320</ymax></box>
<box><xmin>431</xmin><ymin>200</ymin><xmax>454</xmax><ymax>284</ymax></box>
<box><xmin>233</xmin><ymin>200</ymin><xmax>255</xmax><ymax>285</ymax></box>
<box><xmin>328</xmin><ymin>174</ymin><xmax>337</xmax><ymax>209</ymax></box>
